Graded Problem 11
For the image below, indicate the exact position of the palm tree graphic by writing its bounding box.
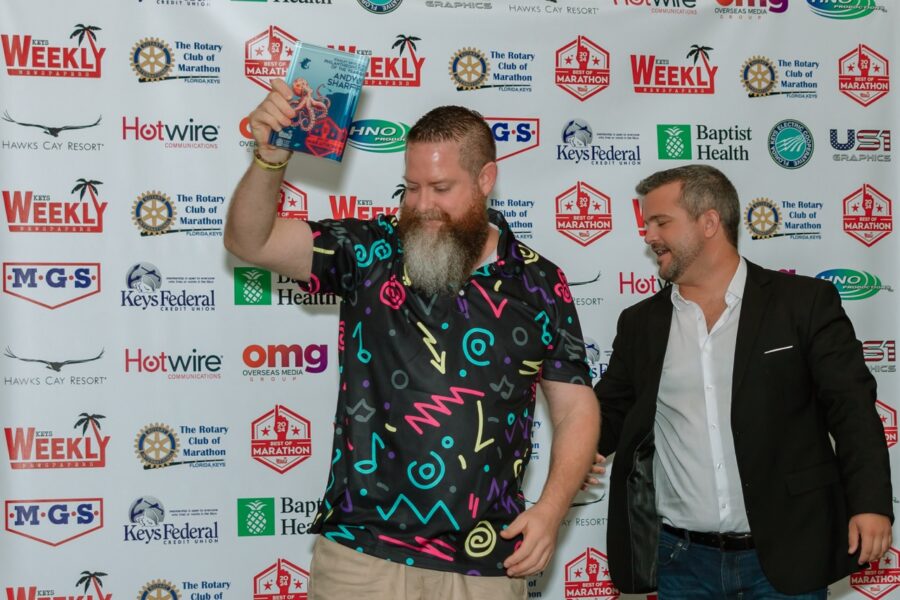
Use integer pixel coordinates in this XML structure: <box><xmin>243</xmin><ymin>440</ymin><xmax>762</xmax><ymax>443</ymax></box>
<box><xmin>74</xmin><ymin>412</ymin><xmax>105</xmax><ymax>439</ymax></box>
<box><xmin>392</xmin><ymin>183</ymin><xmax>406</xmax><ymax>204</ymax></box>
<box><xmin>686</xmin><ymin>45</ymin><xmax>713</xmax><ymax>66</ymax></box>
<box><xmin>71</xmin><ymin>178</ymin><xmax>104</xmax><ymax>217</ymax></box>
<box><xmin>76</xmin><ymin>571</ymin><xmax>107</xmax><ymax>600</ymax></box>
<box><xmin>70</xmin><ymin>24</ymin><xmax>102</xmax><ymax>74</ymax></box>
<box><xmin>392</xmin><ymin>35</ymin><xmax>421</xmax><ymax>58</ymax></box>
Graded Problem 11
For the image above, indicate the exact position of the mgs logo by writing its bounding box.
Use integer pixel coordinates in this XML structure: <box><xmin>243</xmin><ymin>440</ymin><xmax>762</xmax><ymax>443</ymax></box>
<box><xmin>251</xmin><ymin>405</ymin><xmax>312</xmax><ymax>474</ymax></box>
<box><xmin>657</xmin><ymin>124</ymin><xmax>692</xmax><ymax>160</ymax></box>
<box><xmin>278</xmin><ymin>182</ymin><xmax>309</xmax><ymax>220</ymax></box>
<box><xmin>838</xmin><ymin>44</ymin><xmax>889</xmax><ymax>107</ymax></box>
<box><xmin>254</xmin><ymin>559</ymin><xmax>310</xmax><ymax>600</ymax></box>
<box><xmin>564</xmin><ymin>547</ymin><xmax>619</xmax><ymax>599</ymax></box>
<box><xmin>5</xmin><ymin>498</ymin><xmax>103</xmax><ymax>546</ymax></box>
<box><xmin>484</xmin><ymin>118</ymin><xmax>540</xmax><ymax>161</ymax></box>
<box><xmin>851</xmin><ymin>546</ymin><xmax>900</xmax><ymax>599</ymax></box>
<box><xmin>555</xmin><ymin>36</ymin><xmax>610</xmax><ymax>101</ymax></box>
<box><xmin>237</xmin><ymin>498</ymin><xmax>276</xmax><ymax>536</ymax></box>
<box><xmin>1</xmin><ymin>24</ymin><xmax>105</xmax><ymax>78</ymax></box>
<box><xmin>843</xmin><ymin>184</ymin><xmax>892</xmax><ymax>247</ymax></box>
<box><xmin>555</xmin><ymin>182</ymin><xmax>613</xmax><ymax>247</ymax></box>
<box><xmin>3</xmin><ymin>262</ymin><xmax>100</xmax><ymax>309</ymax></box>
<box><xmin>768</xmin><ymin>119</ymin><xmax>814</xmax><ymax>169</ymax></box>
<box><xmin>245</xmin><ymin>26</ymin><xmax>298</xmax><ymax>90</ymax></box>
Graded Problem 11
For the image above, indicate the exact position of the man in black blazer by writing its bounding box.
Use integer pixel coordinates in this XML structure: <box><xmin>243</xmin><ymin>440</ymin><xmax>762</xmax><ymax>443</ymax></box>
<box><xmin>590</xmin><ymin>165</ymin><xmax>892</xmax><ymax>598</ymax></box>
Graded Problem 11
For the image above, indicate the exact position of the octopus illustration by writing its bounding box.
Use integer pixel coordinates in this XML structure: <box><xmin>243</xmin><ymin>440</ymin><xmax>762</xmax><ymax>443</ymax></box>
<box><xmin>290</xmin><ymin>77</ymin><xmax>330</xmax><ymax>132</ymax></box>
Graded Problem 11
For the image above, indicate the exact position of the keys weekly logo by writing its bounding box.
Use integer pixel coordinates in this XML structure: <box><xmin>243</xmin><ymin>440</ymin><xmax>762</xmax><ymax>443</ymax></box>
<box><xmin>2</xmin><ymin>24</ymin><xmax>105</xmax><ymax>78</ymax></box>
<box><xmin>5</xmin><ymin>498</ymin><xmax>104</xmax><ymax>546</ymax></box>
<box><xmin>3</xmin><ymin>178</ymin><xmax>107</xmax><ymax>233</ymax></box>
<box><xmin>330</xmin><ymin>34</ymin><xmax>425</xmax><ymax>88</ymax></box>
<box><xmin>4</xmin><ymin>413</ymin><xmax>109</xmax><ymax>469</ymax></box>
<box><xmin>4</xmin><ymin>571</ymin><xmax>112</xmax><ymax>600</ymax></box>
<box><xmin>631</xmin><ymin>44</ymin><xmax>717</xmax><ymax>94</ymax></box>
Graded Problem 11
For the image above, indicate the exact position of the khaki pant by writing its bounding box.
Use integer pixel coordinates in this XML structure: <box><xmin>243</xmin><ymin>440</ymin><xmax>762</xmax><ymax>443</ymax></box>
<box><xmin>309</xmin><ymin>536</ymin><xmax>527</xmax><ymax>600</ymax></box>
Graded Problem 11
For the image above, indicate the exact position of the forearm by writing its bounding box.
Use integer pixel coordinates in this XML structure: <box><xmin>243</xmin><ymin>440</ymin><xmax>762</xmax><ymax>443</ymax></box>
<box><xmin>223</xmin><ymin>160</ymin><xmax>287</xmax><ymax>262</ymax></box>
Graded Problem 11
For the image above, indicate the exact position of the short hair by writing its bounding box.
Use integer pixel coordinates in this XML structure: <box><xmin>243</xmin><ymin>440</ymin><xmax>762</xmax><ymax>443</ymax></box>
<box><xmin>406</xmin><ymin>106</ymin><xmax>496</xmax><ymax>179</ymax></box>
<box><xmin>635</xmin><ymin>165</ymin><xmax>740</xmax><ymax>248</ymax></box>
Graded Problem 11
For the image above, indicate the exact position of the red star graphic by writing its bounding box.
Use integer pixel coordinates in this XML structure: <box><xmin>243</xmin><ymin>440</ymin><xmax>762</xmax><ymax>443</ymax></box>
<box><xmin>881</xmin><ymin>414</ymin><xmax>888</xmax><ymax>423</ymax></box>
<box><xmin>592</xmin><ymin>56</ymin><xmax>600</xmax><ymax>66</ymax></box>
<box><xmin>264</xmin><ymin>582</ymin><xmax>272</xmax><ymax>591</ymax></box>
<box><xmin>885</xmin><ymin>555</ymin><xmax>893</xmax><ymax>565</ymax></box>
<box><xmin>851</xmin><ymin>203</ymin><xmax>860</xmax><ymax>212</ymax></box>
<box><xmin>291</xmin><ymin>426</ymin><xmax>300</xmax><ymax>436</ymax></box>
<box><xmin>294</xmin><ymin>580</ymin><xmax>304</xmax><ymax>590</ymax></box>
<box><xmin>574</xmin><ymin>569</ymin><xmax>583</xmax><ymax>578</ymax></box>
<box><xmin>592</xmin><ymin>201</ymin><xmax>602</xmax><ymax>211</ymax></box>
<box><xmin>262</xmin><ymin>426</ymin><xmax>271</xmax><ymax>436</ymax></box>
<box><xmin>565</xmin><ymin>201</ymin><xmax>573</xmax><ymax>210</ymax></box>
<box><xmin>603</xmin><ymin>568</ymin><xmax>610</xmax><ymax>576</ymax></box>
<box><xmin>255</xmin><ymin>47</ymin><xmax>263</xmax><ymax>57</ymax></box>
<box><xmin>286</xmin><ymin>47</ymin><xmax>294</xmax><ymax>57</ymax></box>
<box><xmin>288</xmin><ymin>199</ymin><xmax>297</xmax><ymax>207</ymax></box>
<box><xmin>873</xmin><ymin>64</ymin><xmax>881</xmax><ymax>73</ymax></box>
<box><xmin>565</xmin><ymin>56</ymin><xmax>572</xmax><ymax>65</ymax></box>
<box><xmin>847</xmin><ymin>63</ymin><xmax>856</xmax><ymax>72</ymax></box>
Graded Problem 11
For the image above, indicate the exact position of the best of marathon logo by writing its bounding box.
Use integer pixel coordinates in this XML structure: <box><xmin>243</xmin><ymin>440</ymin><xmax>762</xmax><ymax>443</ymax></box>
<box><xmin>237</xmin><ymin>496</ymin><xmax>322</xmax><ymax>537</ymax></box>
<box><xmin>609</xmin><ymin>0</ymin><xmax>697</xmax><ymax>15</ymax></box>
<box><xmin>657</xmin><ymin>123</ymin><xmax>751</xmax><ymax>161</ymax></box>
<box><xmin>3</xmin><ymin>179</ymin><xmax>107</xmax><ymax>233</ymax></box>
<box><xmin>253</xmin><ymin>559</ymin><xmax>310</xmax><ymax>600</ymax></box>
<box><xmin>831</xmin><ymin>128</ymin><xmax>891</xmax><ymax>162</ymax></box>
<box><xmin>557</xmin><ymin>119</ymin><xmax>641</xmax><ymax>166</ymax></box>
<box><xmin>132</xmin><ymin>190</ymin><xmax>224</xmax><ymax>237</ymax></box>
<box><xmin>4</xmin><ymin>571</ymin><xmax>112</xmax><ymax>600</ymax></box>
<box><xmin>1</xmin><ymin>110</ymin><xmax>103</xmax><ymax>152</ymax></box>
<box><xmin>5</xmin><ymin>498</ymin><xmax>103</xmax><ymax>546</ymax></box>
<box><xmin>842</xmin><ymin>184</ymin><xmax>892</xmax><ymax>247</ymax></box>
<box><xmin>241</xmin><ymin>343</ymin><xmax>329</xmax><ymax>382</ymax></box>
<box><xmin>124</xmin><ymin>347</ymin><xmax>222</xmax><ymax>380</ymax></box>
<box><xmin>564</xmin><ymin>547</ymin><xmax>619</xmax><ymax>599</ymax></box>
<box><xmin>245</xmin><ymin>26</ymin><xmax>297</xmax><ymax>89</ymax></box>
<box><xmin>631</xmin><ymin>44</ymin><xmax>717</xmax><ymax>94</ymax></box>
<box><xmin>234</xmin><ymin>267</ymin><xmax>337</xmax><ymax>307</ymax></box>
<box><xmin>134</xmin><ymin>423</ymin><xmax>227</xmax><ymax>470</ymax></box>
<box><xmin>251</xmin><ymin>405</ymin><xmax>312</xmax><ymax>474</ymax></box>
<box><xmin>121</xmin><ymin>262</ymin><xmax>216</xmax><ymax>312</ymax></box>
<box><xmin>124</xmin><ymin>495</ymin><xmax>219</xmax><ymax>546</ymax></box>
<box><xmin>741</xmin><ymin>55</ymin><xmax>819</xmax><ymax>99</ymax></box>
<box><xmin>743</xmin><ymin>198</ymin><xmax>822</xmax><ymax>240</ymax></box>
<box><xmin>489</xmin><ymin>197</ymin><xmax>534</xmax><ymax>239</ymax></box>
<box><xmin>2</xmin><ymin>24</ymin><xmax>105</xmax><ymax>78</ymax></box>
<box><xmin>715</xmin><ymin>0</ymin><xmax>788</xmax><ymax>18</ymax></box>
<box><xmin>838</xmin><ymin>44</ymin><xmax>889</xmax><ymax>107</ymax></box>
<box><xmin>555</xmin><ymin>36</ymin><xmax>610</xmax><ymax>101</ymax></box>
<box><xmin>875</xmin><ymin>400</ymin><xmax>897</xmax><ymax>450</ymax></box>
<box><xmin>3</xmin><ymin>262</ymin><xmax>101</xmax><ymax>309</ymax></box>
<box><xmin>121</xmin><ymin>116</ymin><xmax>220</xmax><ymax>149</ymax></box>
<box><xmin>448</xmin><ymin>47</ymin><xmax>533</xmax><ymax>92</ymax></box>
<box><xmin>555</xmin><ymin>182</ymin><xmax>613</xmax><ymax>247</ymax></box>
<box><xmin>3</xmin><ymin>346</ymin><xmax>107</xmax><ymax>387</ymax></box>
<box><xmin>130</xmin><ymin>37</ymin><xmax>221</xmax><ymax>83</ymax></box>
<box><xmin>277</xmin><ymin>182</ymin><xmax>309</xmax><ymax>220</ymax></box>
<box><xmin>330</xmin><ymin>34</ymin><xmax>425</xmax><ymax>88</ymax></box>
<box><xmin>851</xmin><ymin>546</ymin><xmax>900</xmax><ymax>599</ymax></box>
<box><xmin>484</xmin><ymin>117</ymin><xmax>540</xmax><ymax>161</ymax></box>
<box><xmin>4</xmin><ymin>413</ymin><xmax>109</xmax><ymax>469</ymax></box>
<box><xmin>864</xmin><ymin>340</ymin><xmax>896</xmax><ymax>374</ymax></box>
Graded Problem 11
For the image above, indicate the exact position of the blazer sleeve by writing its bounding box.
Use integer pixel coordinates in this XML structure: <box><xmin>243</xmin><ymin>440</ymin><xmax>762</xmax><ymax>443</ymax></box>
<box><xmin>806</xmin><ymin>280</ymin><xmax>893</xmax><ymax>520</ymax></box>
<box><xmin>594</xmin><ymin>307</ymin><xmax>637</xmax><ymax>457</ymax></box>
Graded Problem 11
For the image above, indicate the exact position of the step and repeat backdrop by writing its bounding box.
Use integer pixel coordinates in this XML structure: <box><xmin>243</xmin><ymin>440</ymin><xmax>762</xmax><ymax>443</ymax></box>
<box><xmin>1</xmin><ymin>0</ymin><xmax>898</xmax><ymax>598</ymax></box>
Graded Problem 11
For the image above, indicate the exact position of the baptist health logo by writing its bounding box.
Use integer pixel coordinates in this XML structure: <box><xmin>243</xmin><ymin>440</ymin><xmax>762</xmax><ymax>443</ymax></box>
<box><xmin>238</xmin><ymin>498</ymin><xmax>276</xmax><ymax>536</ymax></box>
<box><xmin>658</xmin><ymin>125</ymin><xmax>691</xmax><ymax>159</ymax></box>
<box><xmin>234</xmin><ymin>267</ymin><xmax>337</xmax><ymax>307</ymax></box>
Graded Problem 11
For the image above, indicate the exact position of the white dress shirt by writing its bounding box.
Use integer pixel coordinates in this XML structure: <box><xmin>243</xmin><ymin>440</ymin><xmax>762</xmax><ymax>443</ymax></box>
<box><xmin>653</xmin><ymin>258</ymin><xmax>750</xmax><ymax>533</ymax></box>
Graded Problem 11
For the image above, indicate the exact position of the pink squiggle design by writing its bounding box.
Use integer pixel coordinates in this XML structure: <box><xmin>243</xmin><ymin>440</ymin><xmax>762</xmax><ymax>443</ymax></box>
<box><xmin>468</xmin><ymin>493</ymin><xmax>480</xmax><ymax>519</ymax></box>
<box><xmin>553</xmin><ymin>268</ymin><xmax>573</xmax><ymax>303</ymax></box>
<box><xmin>470</xmin><ymin>279</ymin><xmax>508</xmax><ymax>318</ymax></box>
<box><xmin>379</xmin><ymin>534</ymin><xmax>457</xmax><ymax>562</ymax></box>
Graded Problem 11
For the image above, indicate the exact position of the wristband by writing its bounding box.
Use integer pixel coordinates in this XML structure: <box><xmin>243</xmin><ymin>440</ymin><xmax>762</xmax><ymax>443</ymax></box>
<box><xmin>253</xmin><ymin>149</ymin><xmax>291</xmax><ymax>171</ymax></box>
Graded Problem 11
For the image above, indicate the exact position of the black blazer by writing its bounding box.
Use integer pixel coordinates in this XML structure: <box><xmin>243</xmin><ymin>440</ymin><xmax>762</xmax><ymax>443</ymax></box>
<box><xmin>595</xmin><ymin>261</ymin><xmax>893</xmax><ymax>595</ymax></box>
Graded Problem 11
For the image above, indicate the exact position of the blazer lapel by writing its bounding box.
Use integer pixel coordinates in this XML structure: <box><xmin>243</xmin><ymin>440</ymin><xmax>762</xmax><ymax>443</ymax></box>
<box><xmin>644</xmin><ymin>287</ymin><xmax>673</xmax><ymax>401</ymax></box>
<box><xmin>732</xmin><ymin>262</ymin><xmax>773</xmax><ymax>395</ymax></box>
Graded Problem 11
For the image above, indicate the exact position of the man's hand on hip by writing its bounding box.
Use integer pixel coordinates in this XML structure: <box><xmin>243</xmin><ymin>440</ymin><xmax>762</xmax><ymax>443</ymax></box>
<box><xmin>849</xmin><ymin>513</ymin><xmax>892</xmax><ymax>565</ymax></box>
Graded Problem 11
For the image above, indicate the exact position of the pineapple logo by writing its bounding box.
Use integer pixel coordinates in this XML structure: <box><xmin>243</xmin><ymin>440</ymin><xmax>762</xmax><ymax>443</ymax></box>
<box><xmin>234</xmin><ymin>267</ymin><xmax>272</xmax><ymax>305</ymax></box>
<box><xmin>238</xmin><ymin>497</ymin><xmax>276</xmax><ymax>536</ymax></box>
<box><xmin>657</xmin><ymin>124</ymin><xmax>692</xmax><ymax>160</ymax></box>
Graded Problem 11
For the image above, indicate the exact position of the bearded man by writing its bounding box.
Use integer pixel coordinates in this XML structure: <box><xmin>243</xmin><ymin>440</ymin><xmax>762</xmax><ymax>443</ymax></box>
<box><xmin>224</xmin><ymin>82</ymin><xmax>599</xmax><ymax>600</ymax></box>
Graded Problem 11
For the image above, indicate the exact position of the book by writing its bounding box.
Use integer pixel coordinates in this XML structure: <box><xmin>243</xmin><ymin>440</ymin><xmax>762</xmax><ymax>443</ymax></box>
<box><xmin>269</xmin><ymin>41</ymin><xmax>369</xmax><ymax>162</ymax></box>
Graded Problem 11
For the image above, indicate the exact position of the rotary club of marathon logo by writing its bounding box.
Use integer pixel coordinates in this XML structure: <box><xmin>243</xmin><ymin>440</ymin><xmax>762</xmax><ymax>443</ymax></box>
<box><xmin>254</xmin><ymin>559</ymin><xmax>310</xmax><ymax>600</ymax></box>
<box><xmin>843</xmin><ymin>184</ymin><xmax>893</xmax><ymax>247</ymax></box>
<box><xmin>851</xmin><ymin>547</ymin><xmax>900</xmax><ymax>599</ymax></box>
<box><xmin>131</xmin><ymin>191</ymin><xmax>223</xmax><ymax>237</ymax></box>
<box><xmin>555</xmin><ymin>36</ymin><xmax>610</xmax><ymax>101</ymax></box>
<box><xmin>251</xmin><ymin>405</ymin><xmax>312</xmax><ymax>474</ymax></box>
<box><xmin>838</xmin><ymin>44</ymin><xmax>889</xmax><ymax>107</ymax></box>
<box><xmin>129</xmin><ymin>37</ymin><xmax>220</xmax><ymax>83</ymax></box>
<box><xmin>564</xmin><ymin>547</ymin><xmax>619</xmax><ymax>599</ymax></box>
<box><xmin>134</xmin><ymin>423</ymin><xmax>226</xmax><ymax>469</ymax></box>
<box><xmin>138</xmin><ymin>581</ymin><xmax>180</xmax><ymax>600</ymax></box>
<box><xmin>555</xmin><ymin>182</ymin><xmax>613</xmax><ymax>247</ymax></box>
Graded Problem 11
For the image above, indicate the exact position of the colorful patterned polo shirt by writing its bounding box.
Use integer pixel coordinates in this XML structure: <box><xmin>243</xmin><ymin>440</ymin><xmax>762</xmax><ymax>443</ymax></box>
<box><xmin>306</xmin><ymin>208</ymin><xmax>590</xmax><ymax>576</ymax></box>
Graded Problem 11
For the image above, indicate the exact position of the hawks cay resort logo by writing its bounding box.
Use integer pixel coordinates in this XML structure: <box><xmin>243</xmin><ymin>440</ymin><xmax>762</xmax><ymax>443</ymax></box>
<box><xmin>124</xmin><ymin>495</ymin><xmax>219</xmax><ymax>545</ymax></box>
<box><xmin>4</xmin><ymin>346</ymin><xmax>107</xmax><ymax>387</ymax></box>
<box><xmin>740</xmin><ymin>55</ymin><xmax>819</xmax><ymax>99</ymax></box>
<box><xmin>131</xmin><ymin>190</ymin><xmax>223</xmax><ymax>237</ymax></box>
<box><xmin>4</xmin><ymin>412</ymin><xmax>109</xmax><ymax>469</ymax></box>
<box><xmin>5</xmin><ymin>498</ymin><xmax>104</xmax><ymax>546</ymax></box>
<box><xmin>557</xmin><ymin>118</ymin><xmax>641</xmax><ymax>166</ymax></box>
<box><xmin>134</xmin><ymin>422</ymin><xmax>227</xmax><ymax>470</ymax></box>
<box><xmin>4</xmin><ymin>178</ymin><xmax>107</xmax><ymax>233</ymax></box>
<box><xmin>120</xmin><ymin>262</ymin><xmax>216</xmax><ymax>312</ymax></box>
<box><xmin>2</xmin><ymin>109</ymin><xmax>103</xmax><ymax>152</ymax></box>
<box><xmin>744</xmin><ymin>197</ymin><xmax>822</xmax><ymax>240</ymax></box>
<box><xmin>129</xmin><ymin>37</ymin><xmax>221</xmax><ymax>83</ymax></box>
<box><xmin>234</xmin><ymin>267</ymin><xmax>337</xmax><ymax>307</ymax></box>
<box><xmin>2</xmin><ymin>24</ymin><xmax>105</xmax><ymax>78</ymax></box>
<box><xmin>657</xmin><ymin>123</ymin><xmax>751</xmax><ymax>161</ymax></box>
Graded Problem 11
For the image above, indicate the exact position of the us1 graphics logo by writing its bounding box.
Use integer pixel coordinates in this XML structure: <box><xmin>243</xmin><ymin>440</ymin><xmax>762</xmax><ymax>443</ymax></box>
<box><xmin>831</xmin><ymin>129</ymin><xmax>891</xmax><ymax>162</ymax></box>
<box><xmin>3</xmin><ymin>262</ymin><xmax>100</xmax><ymax>309</ymax></box>
<box><xmin>842</xmin><ymin>184</ymin><xmax>892</xmax><ymax>247</ymax></box>
<box><xmin>254</xmin><ymin>559</ymin><xmax>310</xmax><ymax>600</ymax></box>
<box><xmin>330</xmin><ymin>34</ymin><xmax>424</xmax><ymax>88</ymax></box>
<box><xmin>555</xmin><ymin>36</ymin><xmax>610</xmax><ymax>101</ymax></box>
<box><xmin>631</xmin><ymin>45</ymin><xmax>716</xmax><ymax>94</ymax></box>
<box><xmin>5</xmin><ymin>498</ymin><xmax>103</xmax><ymax>546</ymax></box>
<box><xmin>3</xmin><ymin>178</ymin><xmax>107</xmax><ymax>233</ymax></box>
<box><xmin>4</xmin><ymin>413</ymin><xmax>109</xmax><ymax>469</ymax></box>
<box><xmin>838</xmin><ymin>44</ymin><xmax>889</xmax><ymax>107</ymax></box>
<box><xmin>564</xmin><ymin>547</ymin><xmax>619</xmax><ymax>599</ymax></box>
<box><xmin>864</xmin><ymin>340</ymin><xmax>896</xmax><ymax>374</ymax></box>
<box><xmin>251</xmin><ymin>405</ymin><xmax>312</xmax><ymax>474</ymax></box>
<box><xmin>555</xmin><ymin>182</ymin><xmax>613</xmax><ymax>246</ymax></box>
<box><xmin>2</xmin><ymin>24</ymin><xmax>105</xmax><ymax>78</ymax></box>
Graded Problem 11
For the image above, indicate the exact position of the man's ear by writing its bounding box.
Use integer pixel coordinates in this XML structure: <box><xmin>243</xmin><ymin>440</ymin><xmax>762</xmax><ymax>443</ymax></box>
<box><xmin>701</xmin><ymin>209</ymin><xmax>721</xmax><ymax>239</ymax></box>
<box><xmin>478</xmin><ymin>161</ymin><xmax>498</xmax><ymax>197</ymax></box>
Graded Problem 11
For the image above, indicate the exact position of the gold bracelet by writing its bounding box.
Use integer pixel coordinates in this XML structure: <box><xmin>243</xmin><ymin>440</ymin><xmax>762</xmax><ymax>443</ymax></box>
<box><xmin>253</xmin><ymin>149</ymin><xmax>291</xmax><ymax>171</ymax></box>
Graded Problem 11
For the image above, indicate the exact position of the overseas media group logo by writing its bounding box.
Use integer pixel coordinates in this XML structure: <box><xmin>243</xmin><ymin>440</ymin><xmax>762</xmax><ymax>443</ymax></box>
<box><xmin>449</xmin><ymin>47</ymin><xmax>533</xmax><ymax>92</ymax></box>
<box><xmin>4</xmin><ymin>413</ymin><xmax>109</xmax><ymax>469</ymax></box>
<box><xmin>1</xmin><ymin>24</ymin><xmax>105</xmax><ymax>78</ymax></box>
<box><xmin>816</xmin><ymin>269</ymin><xmax>891</xmax><ymax>300</ymax></box>
<box><xmin>4</xmin><ymin>571</ymin><xmax>112</xmax><ymax>600</ymax></box>
<box><xmin>485</xmin><ymin>118</ymin><xmax>540</xmax><ymax>161</ymax></box>
<box><xmin>808</xmin><ymin>0</ymin><xmax>884</xmax><ymax>19</ymax></box>
<box><xmin>843</xmin><ymin>184</ymin><xmax>892</xmax><ymax>247</ymax></box>
<box><xmin>715</xmin><ymin>0</ymin><xmax>788</xmax><ymax>18</ymax></box>
<box><xmin>330</xmin><ymin>34</ymin><xmax>425</xmax><ymax>88</ymax></box>
<box><xmin>134</xmin><ymin>422</ymin><xmax>227</xmax><ymax>470</ymax></box>
<box><xmin>555</xmin><ymin>182</ymin><xmax>613</xmax><ymax>247</ymax></box>
<box><xmin>121</xmin><ymin>262</ymin><xmax>216</xmax><ymax>312</ymax></box>
<box><xmin>124</xmin><ymin>495</ymin><xmax>219</xmax><ymax>545</ymax></box>
<box><xmin>631</xmin><ymin>44</ymin><xmax>716</xmax><ymax>94</ymax></box>
<box><xmin>130</xmin><ymin>37</ymin><xmax>221</xmax><ymax>83</ymax></box>
<box><xmin>3</xmin><ymin>262</ymin><xmax>100</xmax><ymax>309</ymax></box>
<box><xmin>831</xmin><ymin>128</ymin><xmax>891</xmax><ymax>163</ymax></box>
<box><xmin>4</xmin><ymin>346</ymin><xmax>106</xmax><ymax>387</ymax></box>
<box><xmin>254</xmin><ymin>559</ymin><xmax>310</xmax><ymax>600</ymax></box>
<box><xmin>740</xmin><ymin>56</ymin><xmax>819</xmax><ymax>99</ymax></box>
<box><xmin>558</xmin><ymin>119</ymin><xmax>641</xmax><ymax>167</ymax></box>
<box><xmin>3</xmin><ymin>178</ymin><xmax>107</xmax><ymax>233</ymax></box>
<box><xmin>242</xmin><ymin>343</ymin><xmax>329</xmax><ymax>382</ymax></box>
<box><xmin>838</xmin><ymin>44</ymin><xmax>889</xmax><ymax>107</ymax></box>
<box><xmin>251</xmin><ymin>405</ymin><xmax>312</xmax><ymax>474</ymax></box>
<box><xmin>564</xmin><ymin>547</ymin><xmax>619</xmax><ymax>599</ymax></box>
<box><xmin>743</xmin><ymin>198</ymin><xmax>822</xmax><ymax>241</ymax></box>
<box><xmin>5</xmin><ymin>498</ymin><xmax>103</xmax><ymax>546</ymax></box>
<box><xmin>657</xmin><ymin>123</ymin><xmax>751</xmax><ymax>161</ymax></box>
<box><xmin>132</xmin><ymin>190</ymin><xmax>224</xmax><ymax>237</ymax></box>
<box><xmin>237</xmin><ymin>496</ymin><xmax>321</xmax><ymax>536</ymax></box>
<box><xmin>234</xmin><ymin>267</ymin><xmax>337</xmax><ymax>307</ymax></box>
<box><xmin>1</xmin><ymin>110</ymin><xmax>103</xmax><ymax>152</ymax></box>
<box><xmin>555</xmin><ymin>36</ymin><xmax>610</xmax><ymax>101</ymax></box>
<box><xmin>851</xmin><ymin>546</ymin><xmax>900</xmax><ymax>599</ymax></box>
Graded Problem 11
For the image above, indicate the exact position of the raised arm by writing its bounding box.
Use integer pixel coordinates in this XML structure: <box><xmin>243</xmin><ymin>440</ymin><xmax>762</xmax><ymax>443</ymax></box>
<box><xmin>224</xmin><ymin>78</ymin><xmax>314</xmax><ymax>282</ymax></box>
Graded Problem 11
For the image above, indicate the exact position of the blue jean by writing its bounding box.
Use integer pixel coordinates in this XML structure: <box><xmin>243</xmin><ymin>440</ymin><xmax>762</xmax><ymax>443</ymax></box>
<box><xmin>657</xmin><ymin>529</ymin><xmax>827</xmax><ymax>599</ymax></box>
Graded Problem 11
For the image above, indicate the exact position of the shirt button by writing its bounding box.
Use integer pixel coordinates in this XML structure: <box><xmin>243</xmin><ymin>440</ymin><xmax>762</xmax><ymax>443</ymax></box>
<box><xmin>705</xmin><ymin>384</ymin><xmax>713</xmax><ymax>390</ymax></box>
<box><xmin>720</xmin><ymin>503</ymin><xmax>727</xmax><ymax>509</ymax></box>
<box><xmin>716</xmin><ymin>463</ymin><xmax>723</xmax><ymax>470</ymax></box>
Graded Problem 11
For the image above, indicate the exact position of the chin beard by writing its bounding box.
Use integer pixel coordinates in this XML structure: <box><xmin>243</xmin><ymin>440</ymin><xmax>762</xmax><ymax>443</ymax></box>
<box><xmin>398</xmin><ymin>203</ymin><xmax>489</xmax><ymax>296</ymax></box>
